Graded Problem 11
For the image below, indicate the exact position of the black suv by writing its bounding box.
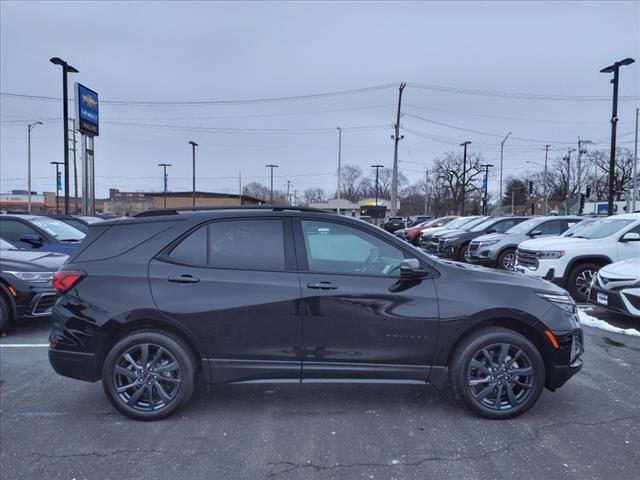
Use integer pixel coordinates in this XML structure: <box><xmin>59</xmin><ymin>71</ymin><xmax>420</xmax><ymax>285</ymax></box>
<box><xmin>49</xmin><ymin>207</ymin><xmax>583</xmax><ymax>421</ymax></box>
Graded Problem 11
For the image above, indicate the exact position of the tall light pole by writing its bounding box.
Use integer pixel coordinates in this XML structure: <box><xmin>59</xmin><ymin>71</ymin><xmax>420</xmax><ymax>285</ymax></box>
<box><xmin>564</xmin><ymin>147</ymin><xmax>576</xmax><ymax>214</ymax></box>
<box><xmin>266</xmin><ymin>164</ymin><xmax>278</xmax><ymax>203</ymax></box>
<box><xmin>158</xmin><ymin>163</ymin><xmax>172</xmax><ymax>208</ymax></box>
<box><xmin>600</xmin><ymin>57</ymin><xmax>635</xmax><ymax>216</ymax></box>
<box><xmin>480</xmin><ymin>163</ymin><xmax>494</xmax><ymax>215</ymax></box>
<box><xmin>50</xmin><ymin>161</ymin><xmax>63</xmax><ymax>214</ymax></box>
<box><xmin>50</xmin><ymin>57</ymin><xmax>78</xmax><ymax>215</ymax></box>
<box><xmin>336</xmin><ymin>127</ymin><xmax>342</xmax><ymax>215</ymax></box>
<box><xmin>499</xmin><ymin>132</ymin><xmax>512</xmax><ymax>213</ymax></box>
<box><xmin>633</xmin><ymin>107</ymin><xmax>638</xmax><ymax>213</ymax></box>
<box><xmin>188</xmin><ymin>141</ymin><xmax>198</xmax><ymax>208</ymax></box>
<box><xmin>460</xmin><ymin>141</ymin><xmax>471</xmax><ymax>216</ymax></box>
<box><xmin>27</xmin><ymin>121</ymin><xmax>43</xmax><ymax>213</ymax></box>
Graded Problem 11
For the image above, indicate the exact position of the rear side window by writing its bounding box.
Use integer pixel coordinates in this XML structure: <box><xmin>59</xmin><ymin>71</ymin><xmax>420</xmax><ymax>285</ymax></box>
<box><xmin>169</xmin><ymin>219</ymin><xmax>285</xmax><ymax>271</ymax></box>
<box><xmin>536</xmin><ymin>219</ymin><xmax>564</xmax><ymax>235</ymax></box>
<box><xmin>0</xmin><ymin>220</ymin><xmax>37</xmax><ymax>241</ymax></box>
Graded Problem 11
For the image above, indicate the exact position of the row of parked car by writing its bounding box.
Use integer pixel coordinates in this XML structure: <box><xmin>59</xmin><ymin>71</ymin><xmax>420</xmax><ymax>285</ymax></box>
<box><xmin>0</xmin><ymin>213</ymin><xmax>108</xmax><ymax>332</ymax></box>
<box><xmin>394</xmin><ymin>213</ymin><xmax>640</xmax><ymax>316</ymax></box>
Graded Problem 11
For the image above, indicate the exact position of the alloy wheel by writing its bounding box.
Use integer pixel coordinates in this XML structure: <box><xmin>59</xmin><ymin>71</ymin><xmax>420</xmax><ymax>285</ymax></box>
<box><xmin>502</xmin><ymin>252</ymin><xmax>516</xmax><ymax>270</ymax></box>
<box><xmin>576</xmin><ymin>269</ymin><xmax>596</xmax><ymax>297</ymax></box>
<box><xmin>113</xmin><ymin>343</ymin><xmax>182</xmax><ymax>412</ymax></box>
<box><xmin>466</xmin><ymin>343</ymin><xmax>535</xmax><ymax>411</ymax></box>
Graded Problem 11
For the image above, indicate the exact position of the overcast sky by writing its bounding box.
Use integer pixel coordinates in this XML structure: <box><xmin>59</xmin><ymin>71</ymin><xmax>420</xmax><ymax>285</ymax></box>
<box><xmin>1</xmin><ymin>0</ymin><xmax>638</xmax><ymax>199</ymax></box>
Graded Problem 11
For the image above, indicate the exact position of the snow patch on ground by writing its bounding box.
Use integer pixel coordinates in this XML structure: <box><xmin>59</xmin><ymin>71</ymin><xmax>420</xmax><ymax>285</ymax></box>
<box><xmin>578</xmin><ymin>310</ymin><xmax>640</xmax><ymax>337</ymax></box>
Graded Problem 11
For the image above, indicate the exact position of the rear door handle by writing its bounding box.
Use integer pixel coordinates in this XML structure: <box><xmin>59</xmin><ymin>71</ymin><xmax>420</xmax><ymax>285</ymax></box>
<box><xmin>167</xmin><ymin>275</ymin><xmax>200</xmax><ymax>284</ymax></box>
<box><xmin>306</xmin><ymin>281</ymin><xmax>338</xmax><ymax>290</ymax></box>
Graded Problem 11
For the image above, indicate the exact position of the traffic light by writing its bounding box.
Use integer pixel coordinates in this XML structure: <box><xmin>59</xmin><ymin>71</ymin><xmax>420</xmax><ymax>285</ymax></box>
<box><xmin>579</xmin><ymin>193</ymin><xmax>585</xmax><ymax>214</ymax></box>
<box><xmin>585</xmin><ymin>185</ymin><xmax>591</xmax><ymax>198</ymax></box>
<box><xmin>528</xmin><ymin>181</ymin><xmax>533</xmax><ymax>195</ymax></box>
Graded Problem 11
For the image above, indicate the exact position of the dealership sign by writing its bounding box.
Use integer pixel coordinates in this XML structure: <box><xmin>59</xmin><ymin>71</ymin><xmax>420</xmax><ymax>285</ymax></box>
<box><xmin>75</xmin><ymin>83</ymin><xmax>99</xmax><ymax>136</ymax></box>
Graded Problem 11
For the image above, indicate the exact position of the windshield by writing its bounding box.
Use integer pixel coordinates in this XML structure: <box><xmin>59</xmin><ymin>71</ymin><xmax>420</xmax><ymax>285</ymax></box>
<box><xmin>505</xmin><ymin>217</ymin><xmax>542</xmax><ymax>235</ymax></box>
<box><xmin>570</xmin><ymin>218</ymin><xmax>635</xmax><ymax>239</ymax></box>
<box><xmin>470</xmin><ymin>218</ymin><xmax>498</xmax><ymax>232</ymax></box>
<box><xmin>0</xmin><ymin>238</ymin><xmax>15</xmax><ymax>250</ymax></box>
<box><xmin>442</xmin><ymin>217</ymin><xmax>470</xmax><ymax>229</ymax></box>
<box><xmin>562</xmin><ymin>219</ymin><xmax>595</xmax><ymax>237</ymax></box>
<box><xmin>30</xmin><ymin>218</ymin><xmax>85</xmax><ymax>241</ymax></box>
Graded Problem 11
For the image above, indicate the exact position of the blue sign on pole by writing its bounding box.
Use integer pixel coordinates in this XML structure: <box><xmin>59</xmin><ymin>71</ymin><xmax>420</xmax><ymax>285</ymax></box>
<box><xmin>56</xmin><ymin>171</ymin><xmax>62</xmax><ymax>191</ymax></box>
<box><xmin>75</xmin><ymin>83</ymin><xmax>99</xmax><ymax>136</ymax></box>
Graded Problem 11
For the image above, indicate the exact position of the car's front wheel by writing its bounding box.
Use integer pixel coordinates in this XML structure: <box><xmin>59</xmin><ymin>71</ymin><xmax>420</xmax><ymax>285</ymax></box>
<box><xmin>102</xmin><ymin>330</ymin><xmax>195</xmax><ymax>421</ymax></box>
<box><xmin>567</xmin><ymin>263</ymin><xmax>600</xmax><ymax>302</ymax></box>
<box><xmin>497</xmin><ymin>249</ymin><xmax>516</xmax><ymax>270</ymax></box>
<box><xmin>450</xmin><ymin>327</ymin><xmax>545</xmax><ymax>419</ymax></box>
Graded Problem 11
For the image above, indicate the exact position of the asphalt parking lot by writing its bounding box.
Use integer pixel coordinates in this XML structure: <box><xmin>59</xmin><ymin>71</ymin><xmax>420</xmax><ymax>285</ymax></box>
<box><xmin>1</xmin><ymin>310</ymin><xmax>639</xmax><ymax>480</ymax></box>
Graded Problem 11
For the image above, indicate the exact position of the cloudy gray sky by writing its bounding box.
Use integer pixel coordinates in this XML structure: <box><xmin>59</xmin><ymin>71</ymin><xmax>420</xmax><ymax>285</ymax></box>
<box><xmin>1</xmin><ymin>0</ymin><xmax>638</xmax><ymax>199</ymax></box>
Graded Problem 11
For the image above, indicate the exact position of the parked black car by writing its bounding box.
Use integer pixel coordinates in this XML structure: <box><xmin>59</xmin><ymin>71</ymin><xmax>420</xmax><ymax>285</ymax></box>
<box><xmin>382</xmin><ymin>217</ymin><xmax>405</xmax><ymax>233</ymax></box>
<box><xmin>436</xmin><ymin>217</ymin><xmax>528</xmax><ymax>262</ymax></box>
<box><xmin>0</xmin><ymin>239</ymin><xmax>66</xmax><ymax>333</ymax></box>
<box><xmin>49</xmin><ymin>207</ymin><xmax>583</xmax><ymax>421</ymax></box>
<box><xmin>48</xmin><ymin>215</ymin><xmax>104</xmax><ymax>234</ymax></box>
<box><xmin>0</xmin><ymin>214</ymin><xmax>84</xmax><ymax>254</ymax></box>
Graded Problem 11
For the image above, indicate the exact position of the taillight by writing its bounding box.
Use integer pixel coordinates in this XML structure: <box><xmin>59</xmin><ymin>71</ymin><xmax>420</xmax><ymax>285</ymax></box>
<box><xmin>52</xmin><ymin>271</ymin><xmax>86</xmax><ymax>294</ymax></box>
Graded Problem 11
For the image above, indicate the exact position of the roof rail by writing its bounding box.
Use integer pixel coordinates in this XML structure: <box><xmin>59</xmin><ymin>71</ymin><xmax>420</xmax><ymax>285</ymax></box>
<box><xmin>133</xmin><ymin>205</ymin><xmax>332</xmax><ymax>218</ymax></box>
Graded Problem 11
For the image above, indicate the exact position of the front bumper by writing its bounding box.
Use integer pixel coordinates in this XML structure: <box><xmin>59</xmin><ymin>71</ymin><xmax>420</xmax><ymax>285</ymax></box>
<box><xmin>546</xmin><ymin>328</ymin><xmax>584</xmax><ymax>390</ymax></box>
<box><xmin>547</xmin><ymin>359</ymin><xmax>583</xmax><ymax>390</ymax></box>
<box><xmin>588</xmin><ymin>284</ymin><xmax>640</xmax><ymax>317</ymax></box>
<box><xmin>49</xmin><ymin>348</ymin><xmax>101</xmax><ymax>382</ymax></box>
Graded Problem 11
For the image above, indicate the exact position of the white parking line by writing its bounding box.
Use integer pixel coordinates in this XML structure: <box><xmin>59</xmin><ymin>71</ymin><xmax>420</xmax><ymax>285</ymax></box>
<box><xmin>0</xmin><ymin>344</ymin><xmax>49</xmax><ymax>348</ymax></box>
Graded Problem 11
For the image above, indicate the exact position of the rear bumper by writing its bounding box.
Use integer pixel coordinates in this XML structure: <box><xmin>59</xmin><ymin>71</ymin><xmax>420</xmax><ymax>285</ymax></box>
<box><xmin>49</xmin><ymin>348</ymin><xmax>100</xmax><ymax>382</ymax></box>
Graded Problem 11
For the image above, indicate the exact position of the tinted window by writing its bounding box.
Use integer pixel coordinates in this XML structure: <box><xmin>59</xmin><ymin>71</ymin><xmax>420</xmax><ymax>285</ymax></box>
<box><xmin>535</xmin><ymin>219</ymin><xmax>564</xmax><ymax>235</ymax></box>
<box><xmin>0</xmin><ymin>219</ymin><xmax>37</xmax><ymax>242</ymax></box>
<box><xmin>301</xmin><ymin>220</ymin><xmax>405</xmax><ymax>276</ymax></box>
<box><xmin>169</xmin><ymin>219</ymin><xmax>286</xmax><ymax>271</ymax></box>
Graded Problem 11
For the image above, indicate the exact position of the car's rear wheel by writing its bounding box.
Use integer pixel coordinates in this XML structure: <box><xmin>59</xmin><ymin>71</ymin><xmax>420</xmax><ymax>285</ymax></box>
<box><xmin>497</xmin><ymin>249</ymin><xmax>516</xmax><ymax>270</ymax></box>
<box><xmin>450</xmin><ymin>327</ymin><xmax>545</xmax><ymax>419</ymax></box>
<box><xmin>0</xmin><ymin>294</ymin><xmax>14</xmax><ymax>334</ymax></box>
<box><xmin>567</xmin><ymin>263</ymin><xmax>600</xmax><ymax>302</ymax></box>
<box><xmin>102</xmin><ymin>330</ymin><xmax>195</xmax><ymax>421</ymax></box>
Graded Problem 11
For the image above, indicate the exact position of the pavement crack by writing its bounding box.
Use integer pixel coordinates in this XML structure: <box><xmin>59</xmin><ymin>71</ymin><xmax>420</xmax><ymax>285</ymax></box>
<box><xmin>265</xmin><ymin>415</ymin><xmax>640</xmax><ymax>478</ymax></box>
<box><xmin>32</xmin><ymin>449</ymin><xmax>168</xmax><ymax>459</ymax></box>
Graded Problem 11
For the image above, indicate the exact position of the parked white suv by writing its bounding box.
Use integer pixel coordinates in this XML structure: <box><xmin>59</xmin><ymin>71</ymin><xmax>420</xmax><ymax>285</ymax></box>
<box><xmin>515</xmin><ymin>213</ymin><xmax>640</xmax><ymax>301</ymax></box>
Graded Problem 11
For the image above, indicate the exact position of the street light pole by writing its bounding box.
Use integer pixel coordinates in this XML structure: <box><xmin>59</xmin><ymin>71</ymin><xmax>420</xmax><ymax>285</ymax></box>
<box><xmin>499</xmin><ymin>132</ymin><xmax>512</xmax><ymax>213</ymax></box>
<box><xmin>188</xmin><ymin>141</ymin><xmax>198</xmax><ymax>208</ymax></box>
<box><xmin>372</xmin><ymin>164</ymin><xmax>384</xmax><ymax>220</ymax></box>
<box><xmin>479</xmin><ymin>163</ymin><xmax>494</xmax><ymax>215</ymax></box>
<box><xmin>50</xmin><ymin>161</ymin><xmax>63</xmax><ymax>214</ymax></box>
<box><xmin>336</xmin><ymin>127</ymin><xmax>342</xmax><ymax>215</ymax></box>
<box><xmin>266</xmin><ymin>164</ymin><xmax>278</xmax><ymax>204</ymax></box>
<box><xmin>49</xmin><ymin>57</ymin><xmax>78</xmax><ymax>215</ymax></box>
<box><xmin>600</xmin><ymin>57</ymin><xmax>635</xmax><ymax>216</ymax></box>
<box><xmin>543</xmin><ymin>145</ymin><xmax>549</xmax><ymax>215</ymax></box>
<box><xmin>460</xmin><ymin>141</ymin><xmax>471</xmax><ymax>216</ymax></box>
<box><xmin>27</xmin><ymin>121</ymin><xmax>43</xmax><ymax>213</ymax></box>
<box><xmin>158</xmin><ymin>163</ymin><xmax>172</xmax><ymax>208</ymax></box>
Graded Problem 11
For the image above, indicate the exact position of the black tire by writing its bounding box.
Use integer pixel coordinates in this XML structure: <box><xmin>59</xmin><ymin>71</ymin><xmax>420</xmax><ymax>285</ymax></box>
<box><xmin>458</xmin><ymin>243</ymin><xmax>470</xmax><ymax>262</ymax></box>
<box><xmin>450</xmin><ymin>327</ymin><xmax>545</xmax><ymax>419</ymax></box>
<box><xmin>102</xmin><ymin>330</ymin><xmax>195</xmax><ymax>421</ymax></box>
<box><xmin>497</xmin><ymin>249</ymin><xmax>517</xmax><ymax>271</ymax></box>
<box><xmin>0</xmin><ymin>294</ymin><xmax>14</xmax><ymax>334</ymax></box>
<box><xmin>567</xmin><ymin>263</ymin><xmax>600</xmax><ymax>302</ymax></box>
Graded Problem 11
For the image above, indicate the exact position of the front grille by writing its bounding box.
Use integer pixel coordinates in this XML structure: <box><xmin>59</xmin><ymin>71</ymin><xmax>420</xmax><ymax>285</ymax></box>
<box><xmin>424</xmin><ymin>238</ymin><xmax>439</xmax><ymax>252</ymax></box>
<box><xmin>31</xmin><ymin>293</ymin><xmax>58</xmax><ymax>316</ymax></box>
<box><xmin>438</xmin><ymin>238</ymin><xmax>447</xmax><ymax>253</ymax></box>
<box><xmin>468</xmin><ymin>241</ymin><xmax>480</xmax><ymax>253</ymax></box>
<box><xmin>516</xmin><ymin>248</ymin><xmax>538</xmax><ymax>269</ymax></box>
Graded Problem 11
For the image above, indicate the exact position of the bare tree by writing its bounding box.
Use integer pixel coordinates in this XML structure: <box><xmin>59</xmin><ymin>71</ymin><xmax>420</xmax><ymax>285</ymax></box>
<box><xmin>302</xmin><ymin>187</ymin><xmax>326</xmax><ymax>205</ymax></box>
<box><xmin>432</xmin><ymin>151</ymin><xmax>483</xmax><ymax>214</ymax></box>
<box><xmin>339</xmin><ymin>165</ymin><xmax>362</xmax><ymax>201</ymax></box>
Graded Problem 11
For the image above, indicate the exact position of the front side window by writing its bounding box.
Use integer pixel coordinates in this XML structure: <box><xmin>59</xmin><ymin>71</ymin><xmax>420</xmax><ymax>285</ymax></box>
<box><xmin>535</xmin><ymin>219</ymin><xmax>564</xmax><ymax>235</ymax></box>
<box><xmin>169</xmin><ymin>219</ymin><xmax>286</xmax><ymax>271</ymax></box>
<box><xmin>0</xmin><ymin>220</ymin><xmax>37</xmax><ymax>242</ymax></box>
<box><xmin>301</xmin><ymin>220</ymin><xmax>405</xmax><ymax>276</ymax></box>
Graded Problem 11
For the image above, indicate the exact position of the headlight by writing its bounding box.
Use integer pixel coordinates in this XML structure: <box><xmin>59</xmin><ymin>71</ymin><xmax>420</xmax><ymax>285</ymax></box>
<box><xmin>479</xmin><ymin>240</ymin><xmax>500</xmax><ymax>247</ymax></box>
<box><xmin>443</xmin><ymin>237</ymin><xmax>459</xmax><ymax>244</ymax></box>
<box><xmin>536</xmin><ymin>291</ymin><xmax>577</xmax><ymax>314</ymax></box>
<box><xmin>5</xmin><ymin>271</ymin><xmax>54</xmax><ymax>283</ymax></box>
<box><xmin>537</xmin><ymin>250</ymin><xmax>565</xmax><ymax>259</ymax></box>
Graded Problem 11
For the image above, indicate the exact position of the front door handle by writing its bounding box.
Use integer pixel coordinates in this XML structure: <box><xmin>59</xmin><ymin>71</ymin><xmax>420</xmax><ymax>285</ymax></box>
<box><xmin>307</xmin><ymin>281</ymin><xmax>338</xmax><ymax>290</ymax></box>
<box><xmin>167</xmin><ymin>275</ymin><xmax>200</xmax><ymax>284</ymax></box>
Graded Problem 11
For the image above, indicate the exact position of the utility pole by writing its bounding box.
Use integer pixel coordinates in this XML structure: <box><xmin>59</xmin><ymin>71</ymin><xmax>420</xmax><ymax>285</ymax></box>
<box><xmin>239</xmin><ymin>171</ymin><xmax>242</xmax><ymax>205</ymax></box>
<box><xmin>158</xmin><ymin>163</ymin><xmax>171</xmax><ymax>208</ymax></box>
<box><xmin>564</xmin><ymin>147</ymin><xmax>575</xmax><ymax>214</ymax></box>
<box><xmin>424</xmin><ymin>169</ymin><xmax>429</xmax><ymax>216</ymax></box>
<box><xmin>266</xmin><ymin>164</ymin><xmax>278</xmax><ymax>203</ymax></box>
<box><xmin>27</xmin><ymin>121</ymin><xmax>43</xmax><ymax>213</ymax></box>
<box><xmin>390</xmin><ymin>82</ymin><xmax>406</xmax><ymax>216</ymax></box>
<box><xmin>293</xmin><ymin>190</ymin><xmax>298</xmax><ymax>206</ymax></box>
<box><xmin>286</xmin><ymin>180</ymin><xmax>292</xmax><ymax>205</ymax></box>
<box><xmin>459</xmin><ymin>141</ymin><xmax>471</xmax><ymax>216</ymax></box>
<box><xmin>576</xmin><ymin>137</ymin><xmax>592</xmax><ymax>197</ymax></box>
<box><xmin>336</xmin><ymin>127</ymin><xmax>342</xmax><ymax>215</ymax></box>
<box><xmin>50</xmin><ymin>57</ymin><xmax>78</xmax><ymax>215</ymax></box>
<box><xmin>480</xmin><ymin>163</ymin><xmax>494</xmax><ymax>215</ymax></box>
<box><xmin>544</xmin><ymin>145</ymin><xmax>550</xmax><ymax>215</ymax></box>
<box><xmin>600</xmin><ymin>57</ymin><xmax>635</xmax><ymax>216</ymax></box>
<box><xmin>633</xmin><ymin>107</ymin><xmax>638</xmax><ymax>213</ymax></box>
<box><xmin>188</xmin><ymin>141</ymin><xmax>198</xmax><ymax>208</ymax></box>
<box><xmin>50</xmin><ymin>161</ymin><xmax>63</xmax><ymax>214</ymax></box>
<box><xmin>499</xmin><ymin>132</ymin><xmax>512</xmax><ymax>213</ymax></box>
<box><xmin>70</xmin><ymin>119</ymin><xmax>78</xmax><ymax>213</ymax></box>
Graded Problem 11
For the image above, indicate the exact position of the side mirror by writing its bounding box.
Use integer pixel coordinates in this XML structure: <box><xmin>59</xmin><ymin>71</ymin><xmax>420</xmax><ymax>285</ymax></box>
<box><xmin>19</xmin><ymin>233</ymin><xmax>43</xmax><ymax>248</ymax></box>
<box><xmin>530</xmin><ymin>230</ymin><xmax>542</xmax><ymax>237</ymax></box>
<box><xmin>620</xmin><ymin>232</ymin><xmax>640</xmax><ymax>242</ymax></box>
<box><xmin>400</xmin><ymin>258</ymin><xmax>427</xmax><ymax>278</ymax></box>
